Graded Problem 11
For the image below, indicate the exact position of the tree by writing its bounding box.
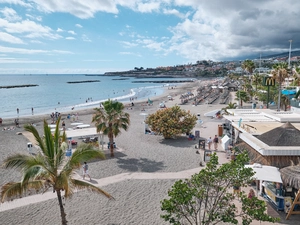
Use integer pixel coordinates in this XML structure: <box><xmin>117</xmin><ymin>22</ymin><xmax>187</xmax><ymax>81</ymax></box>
<box><xmin>161</xmin><ymin>153</ymin><xmax>279</xmax><ymax>225</ymax></box>
<box><xmin>291</xmin><ymin>67</ymin><xmax>300</xmax><ymax>86</ymax></box>
<box><xmin>251</xmin><ymin>73</ymin><xmax>262</xmax><ymax>92</ymax></box>
<box><xmin>92</xmin><ymin>99</ymin><xmax>130</xmax><ymax>157</ymax></box>
<box><xmin>273</xmin><ymin>94</ymin><xmax>290</xmax><ymax>111</ymax></box>
<box><xmin>242</xmin><ymin>60</ymin><xmax>255</xmax><ymax>75</ymax></box>
<box><xmin>0</xmin><ymin>118</ymin><xmax>113</xmax><ymax>225</ymax></box>
<box><xmin>272</xmin><ymin>62</ymin><xmax>288</xmax><ymax>111</ymax></box>
<box><xmin>235</xmin><ymin>90</ymin><xmax>249</xmax><ymax>107</ymax></box>
<box><xmin>222</xmin><ymin>102</ymin><xmax>237</xmax><ymax>115</ymax></box>
<box><xmin>145</xmin><ymin>105</ymin><xmax>197</xmax><ymax>139</ymax></box>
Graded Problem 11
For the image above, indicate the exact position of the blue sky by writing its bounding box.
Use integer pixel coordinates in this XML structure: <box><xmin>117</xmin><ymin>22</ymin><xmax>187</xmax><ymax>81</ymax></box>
<box><xmin>0</xmin><ymin>0</ymin><xmax>299</xmax><ymax>74</ymax></box>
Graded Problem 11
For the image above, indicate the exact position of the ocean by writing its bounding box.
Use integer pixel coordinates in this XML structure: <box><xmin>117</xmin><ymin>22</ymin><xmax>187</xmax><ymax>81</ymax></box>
<box><xmin>0</xmin><ymin>74</ymin><xmax>188</xmax><ymax>119</ymax></box>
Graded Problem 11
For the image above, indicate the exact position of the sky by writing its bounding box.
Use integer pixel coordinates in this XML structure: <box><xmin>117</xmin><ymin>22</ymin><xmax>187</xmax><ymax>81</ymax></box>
<box><xmin>0</xmin><ymin>0</ymin><xmax>299</xmax><ymax>74</ymax></box>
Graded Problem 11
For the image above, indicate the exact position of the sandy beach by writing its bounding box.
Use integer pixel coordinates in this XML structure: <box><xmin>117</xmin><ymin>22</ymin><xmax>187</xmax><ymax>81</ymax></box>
<box><xmin>0</xmin><ymin>80</ymin><xmax>297</xmax><ymax>225</ymax></box>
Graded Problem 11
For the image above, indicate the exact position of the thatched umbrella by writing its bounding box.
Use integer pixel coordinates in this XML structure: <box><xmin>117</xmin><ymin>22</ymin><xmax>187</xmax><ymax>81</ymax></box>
<box><xmin>234</xmin><ymin>122</ymin><xmax>300</xmax><ymax>168</ymax></box>
<box><xmin>257</xmin><ymin>122</ymin><xmax>300</xmax><ymax>146</ymax></box>
<box><xmin>280</xmin><ymin>163</ymin><xmax>300</xmax><ymax>189</ymax></box>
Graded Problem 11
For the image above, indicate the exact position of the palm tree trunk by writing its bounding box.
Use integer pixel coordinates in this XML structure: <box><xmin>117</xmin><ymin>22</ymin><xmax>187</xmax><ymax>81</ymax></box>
<box><xmin>56</xmin><ymin>190</ymin><xmax>68</xmax><ymax>225</ymax></box>
<box><xmin>109</xmin><ymin>134</ymin><xmax>114</xmax><ymax>157</ymax></box>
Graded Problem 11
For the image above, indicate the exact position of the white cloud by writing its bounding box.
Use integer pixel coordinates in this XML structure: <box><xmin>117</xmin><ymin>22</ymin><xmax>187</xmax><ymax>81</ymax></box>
<box><xmin>75</xmin><ymin>23</ymin><xmax>82</xmax><ymax>28</ymax></box>
<box><xmin>0</xmin><ymin>0</ymin><xmax>32</xmax><ymax>7</ymax></box>
<box><xmin>136</xmin><ymin>38</ymin><xmax>164</xmax><ymax>52</ymax></box>
<box><xmin>0</xmin><ymin>45</ymin><xmax>73</xmax><ymax>54</ymax></box>
<box><xmin>66</xmin><ymin>36</ymin><xmax>75</xmax><ymax>40</ymax></box>
<box><xmin>36</xmin><ymin>16</ymin><xmax>42</xmax><ymax>21</ymax></box>
<box><xmin>81</xmin><ymin>34</ymin><xmax>91</xmax><ymax>42</ymax></box>
<box><xmin>0</xmin><ymin>31</ymin><xmax>24</xmax><ymax>44</ymax></box>
<box><xmin>30</xmin><ymin>40</ymin><xmax>43</xmax><ymax>44</ymax></box>
<box><xmin>0</xmin><ymin>58</ymin><xmax>50</xmax><ymax>63</ymax></box>
<box><xmin>163</xmin><ymin>8</ymin><xmax>185</xmax><ymax>19</ymax></box>
<box><xmin>56</xmin><ymin>28</ymin><xmax>64</xmax><ymax>32</ymax></box>
<box><xmin>0</xmin><ymin>18</ymin><xmax>62</xmax><ymax>40</ymax></box>
<box><xmin>31</xmin><ymin>0</ymin><xmax>118</xmax><ymax>19</ymax></box>
<box><xmin>136</xmin><ymin>2</ymin><xmax>160</xmax><ymax>13</ymax></box>
<box><xmin>120</xmin><ymin>41</ymin><xmax>138</xmax><ymax>48</ymax></box>
<box><xmin>1</xmin><ymin>7</ymin><xmax>21</xmax><ymax>21</ymax></box>
<box><xmin>119</xmin><ymin>51</ymin><xmax>141</xmax><ymax>57</ymax></box>
<box><xmin>68</xmin><ymin>30</ymin><xmax>76</xmax><ymax>35</ymax></box>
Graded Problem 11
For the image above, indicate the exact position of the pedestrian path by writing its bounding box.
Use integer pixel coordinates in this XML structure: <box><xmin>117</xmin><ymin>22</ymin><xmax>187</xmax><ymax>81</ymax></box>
<box><xmin>0</xmin><ymin>166</ymin><xmax>206</xmax><ymax>212</ymax></box>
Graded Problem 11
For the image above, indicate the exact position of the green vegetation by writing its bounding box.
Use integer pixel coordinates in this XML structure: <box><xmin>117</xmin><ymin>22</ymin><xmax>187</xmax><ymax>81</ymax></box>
<box><xmin>272</xmin><ymin>62</ymin><xmax>289</xmax><ymax>111</ymax></box>
<box><xmin>145</xmin><ymin>105</ymin><xmax>197</xmax><ymax>139</ymax></box>
<box><xmin>0</xmin><ymin>118</ymin><xmax>113</xmax><ymax>225</ymax></box>
<box><xmin>161</xmin><ymin>153</ymin><xmax>279</xmax><ymax>225</ymax></box>
<box><xmin>92</xmin><ymin>100</ymin><xmax>130</xmax><ymax>157</ymax></box>
<box><xmin>242</xmin><ymin>59</ymin><xmax>255</xmax><ymax>75</ymax></box>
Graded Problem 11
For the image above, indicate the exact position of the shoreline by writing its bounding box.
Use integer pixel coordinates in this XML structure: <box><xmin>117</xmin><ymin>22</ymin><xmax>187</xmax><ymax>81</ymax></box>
<box><xmin>0</xmin><ymin>81</ymin><xmax>197</xmax><ymax>126</ymax></box>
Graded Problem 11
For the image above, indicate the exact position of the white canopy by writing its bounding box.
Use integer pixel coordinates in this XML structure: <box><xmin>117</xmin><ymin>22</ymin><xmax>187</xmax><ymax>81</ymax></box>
<box><xmin>65</xmin><ymin>127</ymin><xmax>98</xmax><ymax>138</ymax></box>
<box><xmin>245</xmin><ymin>164</ymin><xmax>282</xmax><ymax>183</ymax></box>
<box><xmin>204</xmin><ymin>109</ymin><xmax>220</xmax><ymax>117</ymax></box>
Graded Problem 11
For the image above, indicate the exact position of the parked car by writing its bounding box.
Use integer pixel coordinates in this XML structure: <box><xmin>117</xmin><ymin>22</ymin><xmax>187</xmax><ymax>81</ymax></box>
<box><xmin>71</xmin><ymin>140</ymin><xmax>77</xmax><ymax>146</ymax></box>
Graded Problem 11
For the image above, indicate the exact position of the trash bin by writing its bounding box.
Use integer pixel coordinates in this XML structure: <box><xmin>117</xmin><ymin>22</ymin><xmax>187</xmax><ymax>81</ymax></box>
<box><xmin>204</xmin><ymin>149</ymin><xmax>212</xmax><ymax>162</ymax></box>
<box><xmin>195</xmin><ymin>130</ymin><xmax>200</xmax><ymax>138</ymax></box>
<box><xmin>66</xmin><ymin>149</ymin><xmax>72</xmax><ymax>157</ymax></box>
<box><xmin>218</xmin><ymin>125</ymin><xmax>223</xmax><ymax>137</ymax></box>
<box><xmin>27</xmin><ymin>142</ymin><xmax>33</xmax><ymax>154</ymax></box>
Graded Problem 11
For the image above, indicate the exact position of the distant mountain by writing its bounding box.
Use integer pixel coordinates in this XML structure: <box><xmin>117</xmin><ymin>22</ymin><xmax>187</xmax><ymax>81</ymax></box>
<box><xmin>258</xmin><ymin>50</ymin><xmax>300</xmax><ymax>59</ymax></box>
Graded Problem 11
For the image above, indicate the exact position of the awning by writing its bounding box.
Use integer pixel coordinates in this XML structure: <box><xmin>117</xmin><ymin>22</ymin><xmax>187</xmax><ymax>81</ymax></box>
<box><xmin>282</xmin><ymin>89</ymin><xmax>296</xmax><ymax>95</ymax></box>
<box><xmin>245</xmin><ymin>164</ymin><xmax>282</xmax><ymax>183</ymax></box>
<box><xmin>204</xmin><ymin>109</ymin><xmax>221</xmax><ymax>117</ymax></box>
<box><xmin>65</xmin><ymin>127</ymin><xmax>98</xmax><ymax>138</ymax></box>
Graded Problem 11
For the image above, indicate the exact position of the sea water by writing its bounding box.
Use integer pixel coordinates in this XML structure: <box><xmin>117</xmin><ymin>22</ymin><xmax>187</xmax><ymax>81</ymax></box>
<box><xmin>0</xmin><ymin>74</ymin><xmax>187</xmax><ymax>119</ymax></box>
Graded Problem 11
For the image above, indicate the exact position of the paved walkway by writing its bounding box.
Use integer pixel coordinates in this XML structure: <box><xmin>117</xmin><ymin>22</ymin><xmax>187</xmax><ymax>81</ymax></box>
<box><xmin>0</xmin><ymin>164</ymin><xmax>206</xmax><ymax>212</ymax></box>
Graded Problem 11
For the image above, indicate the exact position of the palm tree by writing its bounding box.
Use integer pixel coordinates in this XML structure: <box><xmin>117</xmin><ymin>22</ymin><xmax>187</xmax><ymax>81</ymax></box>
<box><xmin>0</xmin><ymin>118</ymin><xmax>113</xmax><ymax>225</ymax></box>
<box><xmin>222</xmin><ymin>102</ymin><xmax>237</xmax><ymax>115</ymax></box>
<box><xmin>281</xmin><ymin>95</ymin><xmax>290</xmax><ymax>111</ymax></box>
<box><xmin>92</xmin><ymin>100</ymin><xmax>130</xmax><ymax>157</ymax></box>
<box><xmin>242</xmin><ymin>59</ymin><xmax>255</xmax><ymax>75</ymax></box>
<box><xmin>272</xmin><ymin>62</ymin><xmax>288</xmax><ymax>111</ymax></box>
<box><xmin>251</xmin><ymin>73</ymin><xmax>262</xmax><ymax>91</ymax></box>
<box><xmin>235</xmin><ymin>90</ymin><xmax>249</xmax><ymax>107</ymax></box>
<box><xmin>291</xmin><ymin>67</ymin><xmax>300</xmax><ymax>86</ymax></box>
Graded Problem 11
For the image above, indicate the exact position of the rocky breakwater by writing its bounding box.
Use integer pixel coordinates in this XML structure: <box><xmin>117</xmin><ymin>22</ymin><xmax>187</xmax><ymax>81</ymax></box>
<box><xmin>0</xmin><ymin>84</ymin><xmax>38</xmax><ymax>89</ymax></box>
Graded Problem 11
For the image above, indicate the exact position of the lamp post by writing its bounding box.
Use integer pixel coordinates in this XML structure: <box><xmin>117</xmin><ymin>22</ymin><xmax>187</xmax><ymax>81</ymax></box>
<box><xmin>288</xmin><ymin>40</ymin><xmax>292</xmax><ymax>68</ymax></box>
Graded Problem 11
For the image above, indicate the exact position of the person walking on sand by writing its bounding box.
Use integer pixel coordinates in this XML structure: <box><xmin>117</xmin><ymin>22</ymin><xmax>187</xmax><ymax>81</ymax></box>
<box><xmin>207</xmin><ymin>137</ymin><xmax>212</xmax><ymax>150</ymax></box>
<box><xmin>82</xmin><ymin>162</ymin><xmax>91</xmax><ymax>181</ymax></box>
<box><xmin>31</xmin><ymin>107</ymin><xmax>34</xmax><ymax>115</ymax></box>
<box><xmin>213</xmin><ymin>135</ymin><xmax>219</xmax><ymax>151</ymax></box>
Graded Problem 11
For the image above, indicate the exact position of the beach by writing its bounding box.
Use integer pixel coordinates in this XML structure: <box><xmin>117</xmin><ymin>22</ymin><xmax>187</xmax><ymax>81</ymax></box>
<box><xmin>0</xmin><ymin>81</ymin><xmax>297</xmax><ymax>225</ymax></box>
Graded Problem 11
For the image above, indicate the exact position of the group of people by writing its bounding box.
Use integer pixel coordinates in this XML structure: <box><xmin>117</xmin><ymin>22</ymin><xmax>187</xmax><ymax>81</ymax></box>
<box><xmin>50</xmin><ymin>112</ymin><xmax>61</xmax><ymax>124</ymax></box>
<box><xmin>207</xmin><ymin>135</ymin><xmax>219</xmax><ymax>151</ymax></box>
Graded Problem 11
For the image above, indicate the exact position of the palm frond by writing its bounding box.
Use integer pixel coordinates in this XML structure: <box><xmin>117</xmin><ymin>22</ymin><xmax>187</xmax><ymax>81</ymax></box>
<box><xmin>0</xmin><ymin>180</ymin><xmax>45</xmax><ymax>203</ymax></box>
<box><xmin>1</xmin><ymin>182</ymin><xmax>23</xmax><ymax>202</ymax></box>
<box><xmin>71</xmin><ymin>179</ymin><xmax>114</xmax><ymax>200</ymax></box>
<box><xmin>43</xmin><ymin>120</ymin><xmax>55</xmax><ymax>163</ymax></box>
<box><xmin>24</xmin><ymin>123</ymin><xmax>47</xmax><ymax>155</ymax></box>
<box><xmin>63</xmin><ymin>144</ymin><xmax>105</xmax><ymax>173</ymax></box>
<box><xmin>2</xmin><ymin>154</ymin><xmax>33</xmax><ymax>170</ymax></box>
